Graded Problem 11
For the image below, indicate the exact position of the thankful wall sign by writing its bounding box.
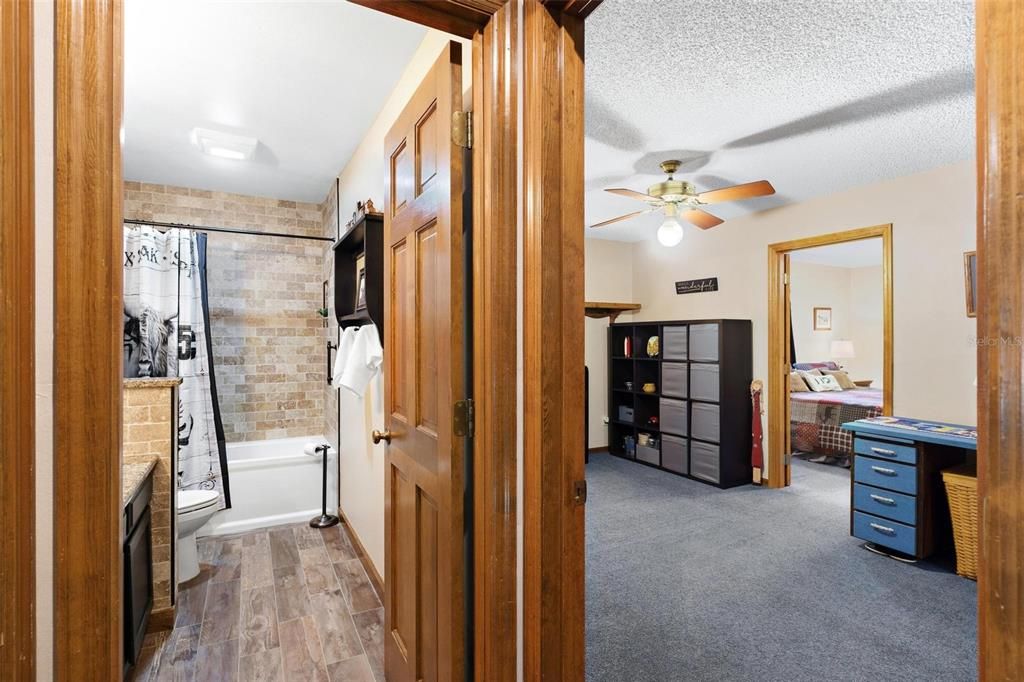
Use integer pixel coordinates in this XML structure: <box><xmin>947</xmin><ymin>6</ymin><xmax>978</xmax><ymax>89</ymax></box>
<box><xmin>675</xmin><ymin>277</ymin><xmax>719</xmax><ymax>295</ymax></box>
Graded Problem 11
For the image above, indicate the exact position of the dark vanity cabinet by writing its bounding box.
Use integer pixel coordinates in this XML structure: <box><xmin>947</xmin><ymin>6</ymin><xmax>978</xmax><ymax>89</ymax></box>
<box><xmin>123</xmin><ymin>473</ymin><xmax>154</xmax><ymax>673</ymax></box>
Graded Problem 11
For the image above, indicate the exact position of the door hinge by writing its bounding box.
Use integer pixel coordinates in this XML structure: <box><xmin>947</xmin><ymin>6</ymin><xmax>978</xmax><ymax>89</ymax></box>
<box><xmin>452</xmin><ymin>111</ymin><xmax>472</xmax><ymax>149</ymax></box>
<box><xmin>454</xmin><ymin>398</ymin><xmax>475</xmax><ymax>437</ymax></box>
<box><xmin>783</xmin><ymin>273</ymin><xmax>789</xmax><ymax>285</ymax></box>
<box><xmin>572</xmin><ymin>480</ymin><xmax>587</xmax><ymax>506</ymax></box>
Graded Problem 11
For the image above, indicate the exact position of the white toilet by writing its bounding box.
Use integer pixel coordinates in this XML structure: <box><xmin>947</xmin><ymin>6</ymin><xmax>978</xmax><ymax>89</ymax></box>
<box><xmin>177</xmin><ymin>489</ymin><xmax>220</xmax><ymax>583</ymax></box>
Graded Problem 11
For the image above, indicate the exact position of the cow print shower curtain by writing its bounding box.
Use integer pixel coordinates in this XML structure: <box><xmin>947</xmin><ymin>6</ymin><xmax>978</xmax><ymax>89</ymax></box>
<box><xmin>124</xmin><ymin>226</ymin><xmax>231</xmax><ymax>508</ymax></box>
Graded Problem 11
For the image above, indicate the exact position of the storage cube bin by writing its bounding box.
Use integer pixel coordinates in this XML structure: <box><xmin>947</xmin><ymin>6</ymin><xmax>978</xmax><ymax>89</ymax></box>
<box><xmin>618</xmin><ymin>405</ymin><xmax>635</xmax><ymax>423</ymax></box>
<box><xmin>662</xmin><ymin>434</ymin><xmax>688</xmax><ymax>475</ymax></box>
<box><xmin>690</xmin><ymin>440</ymin><xmax>720</xmax><ymax>484</ymax></box>
<box><xmin>659</xmin><ymin>398</ymin><xmax>688</xmax><ymax>436</ymax></box>
<box><xmin>663</xmin><ymin>326</ymin><xmax>688</xmax><ymax>360</ymax></box>
<box><xmin>691</xmin><ymin>403</ymin><xmax>720</xmax><ymax>443</ymax></box>
<box><xmin>689</xmin><ymin>324</ymin><xmax>719</xmax><ymax>361</ymax></box>
<box><xmin>636</xmin><ymin>444</ymin><xmax>660</xmax><ymax>465</ymax></box>
<box><xmin>689</xmin><ymin>363</ymin><xmax>719</xmax><ymax>401</ymax></box>
<box><xmin>662</xmin><ymin>362</ymin><xmax>688</xmax><ymax>398</ymax></box>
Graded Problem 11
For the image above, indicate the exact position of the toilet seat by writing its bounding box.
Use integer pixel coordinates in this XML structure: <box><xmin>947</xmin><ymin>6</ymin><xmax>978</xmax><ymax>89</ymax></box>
<box><xmin>178</xmin><ymin>489</ymin><xmax>220</xmax><ymax>514</ymax></box>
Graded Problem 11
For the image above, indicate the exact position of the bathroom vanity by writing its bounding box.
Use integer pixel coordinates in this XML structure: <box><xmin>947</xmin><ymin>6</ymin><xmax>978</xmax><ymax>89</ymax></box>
<box><xmin>123</xmin><ymin>459</ymin><xmax>157</xmax><ymax>672</ymax></box>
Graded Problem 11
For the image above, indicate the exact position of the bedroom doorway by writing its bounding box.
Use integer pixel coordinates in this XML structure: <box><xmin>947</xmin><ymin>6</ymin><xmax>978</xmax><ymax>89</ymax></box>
<box><xmin>767</xmin><ymin>224</ymin><xmax>893</xmax><ymax>488</ymax></box>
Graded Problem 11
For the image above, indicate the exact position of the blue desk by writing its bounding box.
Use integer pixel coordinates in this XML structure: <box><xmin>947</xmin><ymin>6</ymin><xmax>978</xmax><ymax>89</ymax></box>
<box><xmin>843</xmin><ymin>417</ymin><xmax>976</xmax><ymax>559</ymax></box>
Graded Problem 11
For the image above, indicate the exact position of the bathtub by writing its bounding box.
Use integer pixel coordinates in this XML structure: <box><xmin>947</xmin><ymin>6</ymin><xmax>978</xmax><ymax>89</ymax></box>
<box><xmin>198</xmin><ymin>435</ymin><xmax>338</xmax><ymax>537</ymax></box>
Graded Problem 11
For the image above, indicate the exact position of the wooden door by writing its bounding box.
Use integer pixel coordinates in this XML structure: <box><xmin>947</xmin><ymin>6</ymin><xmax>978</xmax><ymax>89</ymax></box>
<box><xmin>382</xmin><ymin>41</ymin><xmax>466</xmax><ymax>682</ymax></box>
<box><xmin>783</xmin><ymin>252</ymin><xmax>792</xmax><ymax>486</ymax></box>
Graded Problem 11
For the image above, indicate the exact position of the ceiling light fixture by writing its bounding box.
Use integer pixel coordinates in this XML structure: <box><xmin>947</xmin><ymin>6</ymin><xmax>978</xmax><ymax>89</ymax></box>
<box><xmin>657</xmin><ymin>210</ymin><xmax>684</xmax><ymax>247</ymax></box>
<box><xmin>191</xmin><ymin>127</ymin><xmax>258</xmax><ymax>161</ymax></box>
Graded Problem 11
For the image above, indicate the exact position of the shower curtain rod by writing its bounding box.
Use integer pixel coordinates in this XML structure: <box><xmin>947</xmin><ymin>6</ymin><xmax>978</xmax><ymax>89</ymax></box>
<box><xmin>125</xmin><ymin>218</ymin><xmax>334</xmax><ymax>243</ymax></box>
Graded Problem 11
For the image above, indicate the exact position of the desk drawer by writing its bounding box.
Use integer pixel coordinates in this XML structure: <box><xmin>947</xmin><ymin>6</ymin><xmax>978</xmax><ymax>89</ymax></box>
<box><xmin>853</xmin><ymin>511</ymin><xmax>917</xmax><ymax>555</ymax></box>
<box><xmin>854</xmin><ymin>455</ymin><xmax>917</xmax><ymax>495</ymax></box>
<box><xmin>854</xmin><ymin>437</ymin><xmax>917</xmax><ymax>465</ymax></box>
<box><xmin>853</xmin><ymin>483</ymin><xmax>917</xmax><ymax>526</ymax></box>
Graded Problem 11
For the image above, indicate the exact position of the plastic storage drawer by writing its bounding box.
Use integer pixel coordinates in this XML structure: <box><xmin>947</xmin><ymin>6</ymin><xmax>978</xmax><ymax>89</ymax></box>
<box><xmin>689</xmin><ymin>363</ymin><xmax>719</xmax><ymax>402</ymax></box>
<box><xmin>662</xmin><ymin>362</ymin><xmax>688</xmax><ymax>398</ymax></box>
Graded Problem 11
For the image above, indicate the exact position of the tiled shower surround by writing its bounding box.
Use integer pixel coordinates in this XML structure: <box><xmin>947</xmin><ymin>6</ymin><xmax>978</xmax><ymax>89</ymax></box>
<box><xmin>124</xmin><ymin>182</ymin><xmax>331</xmax><ymax>442</ymax></box>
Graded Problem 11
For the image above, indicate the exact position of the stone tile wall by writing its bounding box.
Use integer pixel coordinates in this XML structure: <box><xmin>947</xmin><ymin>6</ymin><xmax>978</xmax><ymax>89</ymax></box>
<box><xmin>123</xmin><ymin>380</ymin><xmax>178</xmax><ymax>620</ymax></box>
<box><xmin>124</xmin><ymin>182</ymin><xmax>329</xmax><ymax>442</ymax></box>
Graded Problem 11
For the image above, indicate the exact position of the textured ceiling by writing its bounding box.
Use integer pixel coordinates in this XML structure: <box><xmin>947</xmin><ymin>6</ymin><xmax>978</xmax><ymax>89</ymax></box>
<box><xmin>584</xmin><ymin>0</ymin><xmax>974</xmax><ymax>241</ymax></box>
<box><xmin>124</xmin><ymin>1</ymin><xmax>426</xmax><ymax>203</ymax></box>
<box><xmin>789</xmin><ymin>239</ymin><xmax>882</xmax><ymax>268</ymax></box>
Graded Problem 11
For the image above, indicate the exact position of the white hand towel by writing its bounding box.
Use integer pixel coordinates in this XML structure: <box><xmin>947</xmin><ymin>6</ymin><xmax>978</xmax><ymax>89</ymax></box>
<box><xmin>340</xmin><ymin>324</ymin><xmax>383</xmax><ymax>397</ymax></box>
<box><xmin>331</xmin><ymin>326</ymin><xmax>357</xmax><ymax>389</ymax></box>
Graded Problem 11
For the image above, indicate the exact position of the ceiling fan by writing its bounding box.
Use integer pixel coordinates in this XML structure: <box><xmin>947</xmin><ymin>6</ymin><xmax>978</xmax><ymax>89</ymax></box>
<box><xmin>590</xmin><ymin>160</ymin><xmax>776</xmax><ymax>246</ymax></box>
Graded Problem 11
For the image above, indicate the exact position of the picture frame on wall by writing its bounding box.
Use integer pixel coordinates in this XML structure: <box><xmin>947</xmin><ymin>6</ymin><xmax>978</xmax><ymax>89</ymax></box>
<box><xmin>964</xmin><ymin>250</ymin><xmax>977</xmax><ymax>318</ymax></box>
<box><xmin>813</xmin><ymin>306</ymin><xmax>832</xmax><ymax>331</ymax></box>
<box><xmin>355</xmin><ymin>253</ymin><xmax>367</xmax><ymax>311</ymax></box>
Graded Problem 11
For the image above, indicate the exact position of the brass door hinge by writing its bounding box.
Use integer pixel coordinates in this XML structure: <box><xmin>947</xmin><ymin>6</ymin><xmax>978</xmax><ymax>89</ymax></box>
<box><xmin>452</xmin><ymin>111</ymin><xmax>472</xmax><ymax>149</ymax></box>
<box><xmin>573</xmin><ymin>480</ymin><xmax>587</xmax><ymax>506</ymax></box>
<box><xmin>454</xmin><ymin>398</ymin><xmax>475</xmax><ymax>437</ymax></box>
<box><xmin>783</xmin><ymin>273</ymin><xmax>789</xmax><ymax>285</ymax></box>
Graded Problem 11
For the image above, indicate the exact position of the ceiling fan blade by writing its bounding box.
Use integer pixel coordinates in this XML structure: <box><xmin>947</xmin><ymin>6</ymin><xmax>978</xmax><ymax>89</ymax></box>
<box><xmin>679</xmin><ymin>209</ymin><xmax>724</xmax><ymax>230</ymax></box>
<box><xmin>697</xmin><ymin>180</ymin><xmax>775</xmax><ymax>205</ymax></box>
<box><xmin>605</xmin><ymin>187</ymin><xmax>663</xmax><ymax>203</ymax></box>
<box><xmin>589</xmin><ymin>208</ymin><xmax>653</xmax><ymax>229</ymax></box>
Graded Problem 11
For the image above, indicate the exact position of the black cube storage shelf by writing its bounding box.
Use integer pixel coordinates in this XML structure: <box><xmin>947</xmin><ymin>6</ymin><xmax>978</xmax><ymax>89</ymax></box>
<box><xmin>606</xmin><ymin>319</ymin><xmax>753</xmax><ymax>489</ymax></box>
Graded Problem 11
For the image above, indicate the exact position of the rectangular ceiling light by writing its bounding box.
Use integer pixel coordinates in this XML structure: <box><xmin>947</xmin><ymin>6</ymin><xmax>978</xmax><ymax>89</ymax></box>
<box><xmin>191</xmin><ymin>127</ymin><xmax>258</xmax><ymax>161</ymax></box>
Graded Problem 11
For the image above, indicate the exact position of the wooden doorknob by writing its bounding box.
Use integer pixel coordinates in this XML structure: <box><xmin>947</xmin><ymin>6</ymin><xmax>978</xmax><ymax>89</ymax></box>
<box><xmin>372</xmin><ymin>429</ymin><xmax>392</xmax><ymax>445</ymax></box>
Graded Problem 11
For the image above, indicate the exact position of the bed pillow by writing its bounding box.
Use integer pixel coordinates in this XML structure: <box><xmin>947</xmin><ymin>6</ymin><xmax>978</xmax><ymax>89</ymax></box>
<box><xmin>792</xmin><ymin>361</ymin><xmax>840</xmax><ymax>372</ymax></box>
<box><xmin>789</xmin><ymin>372</ymin><xmax>810</xmax><ymax>392</ymax></box>
<box><xmin>823</xmin><ymin>369</ymin><xmax>857</xmax><ymax>390</ymax></box>
<box><xmin>802</xmin><ymin>373</ymin><xmax>844</xmax><ymax>392</ymax></box>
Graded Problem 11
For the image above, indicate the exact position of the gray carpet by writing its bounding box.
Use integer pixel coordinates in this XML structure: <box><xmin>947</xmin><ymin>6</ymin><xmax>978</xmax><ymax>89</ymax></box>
<box><xmin>586</xmin><ymin>453</ymin><xmax>977</xmax><ymax>682</ymax></box>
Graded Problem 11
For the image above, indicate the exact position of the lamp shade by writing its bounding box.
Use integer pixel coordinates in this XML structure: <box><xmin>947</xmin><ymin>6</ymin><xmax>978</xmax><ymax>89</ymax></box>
<box><xmin>830</xmin><ymin>339</ymin><xmax>856</xmax><ymax>359</ymax></box>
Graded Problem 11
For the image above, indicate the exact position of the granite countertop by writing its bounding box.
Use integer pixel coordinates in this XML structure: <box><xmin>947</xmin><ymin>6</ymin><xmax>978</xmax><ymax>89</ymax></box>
<box><xmin>124</xmin><ymin>377</ymin><xmax>183</xmax><ymax>389</ymax></box>
<box><xmin>123</xmin><ymin>457</ymin><xmax>158</xmax><ymax>506</ymax></box>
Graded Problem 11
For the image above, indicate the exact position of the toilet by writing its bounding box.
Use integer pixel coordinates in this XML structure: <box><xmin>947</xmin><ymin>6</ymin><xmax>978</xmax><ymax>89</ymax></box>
<box><xmin>176</xmin><ymin>489</ymin><xmax>220</xmax><ymax>583</ymax></box>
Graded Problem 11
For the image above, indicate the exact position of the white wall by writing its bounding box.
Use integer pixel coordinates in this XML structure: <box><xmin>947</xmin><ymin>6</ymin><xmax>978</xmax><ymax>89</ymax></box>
<box><xmin>584</xmin><ymin>239</ymin><xmax>635</xmax><ymax>448</ymax></box>
<box><xmin>625</xmin><ymin>161</ymin><xmax>977</xmax><ymax>476</ymax></box>
<box><xmin>34</xmin><ymin>2</ymin><xmax>55</xmax><ymax>678</ymax></box>
<box><xmin>790</xmin><ymin>261</ymin><xmax>884</xmax><ymax>386</ymax></box>
<box><xmin>332</xmin><ymin>31</ymin><xmax>469</xmax><ymax>578</ymax></box>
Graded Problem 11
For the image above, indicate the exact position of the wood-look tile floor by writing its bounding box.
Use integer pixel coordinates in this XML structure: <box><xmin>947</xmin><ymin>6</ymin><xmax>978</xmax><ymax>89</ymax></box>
<box><xmin>130</xmin><ymin>522</ymin><xmax>383</xmax><ymax>682</ymax></box>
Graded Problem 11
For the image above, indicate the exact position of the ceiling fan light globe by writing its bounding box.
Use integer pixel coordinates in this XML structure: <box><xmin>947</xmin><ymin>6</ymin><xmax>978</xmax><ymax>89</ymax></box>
<box><xmin>657</xmin><ymin>218</ymin><xmax>684</xmax><ymax>247</ymax></box>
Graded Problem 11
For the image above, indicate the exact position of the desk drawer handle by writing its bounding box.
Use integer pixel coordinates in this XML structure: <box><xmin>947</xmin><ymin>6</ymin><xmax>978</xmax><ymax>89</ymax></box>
<box><xmin>871</xmin><ymin>465</ymin><xmax>897</xmax><ymax>476</ymax></box>
<box><xmin>871</xmin><ymin>447</ymin><xmax>897</xmax><ymax>456</ymax></box>
<box><xmin>870</xmin><ymin>522</ymin><xmax>896</xmax><ymax>535</ymax></box>
<box><xmin>870</xmin><ymin>494</ymin><xmax>896</xmax><ymax>505</ymax></box>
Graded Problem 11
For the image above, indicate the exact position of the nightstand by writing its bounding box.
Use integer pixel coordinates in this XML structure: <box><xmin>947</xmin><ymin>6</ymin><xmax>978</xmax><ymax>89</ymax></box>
<box><xmin>853</xmin><ymin>379</ymin><xmax>873</xmax><ymax>387</ymax></box>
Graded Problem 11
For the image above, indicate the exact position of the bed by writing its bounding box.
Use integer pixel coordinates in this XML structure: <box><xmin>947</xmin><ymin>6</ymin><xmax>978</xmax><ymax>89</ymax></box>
<box><xmin>789</xmin><ymin>362</ymin><xmax>882</xmax><ymax>466</ymax></box>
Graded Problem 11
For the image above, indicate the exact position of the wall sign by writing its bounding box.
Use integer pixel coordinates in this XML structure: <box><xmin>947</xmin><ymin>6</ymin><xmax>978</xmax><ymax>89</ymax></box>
<box><xmin>675</xmin><ymin>277</ymin><xmax>718</xmax><ymax>295</ymax></box>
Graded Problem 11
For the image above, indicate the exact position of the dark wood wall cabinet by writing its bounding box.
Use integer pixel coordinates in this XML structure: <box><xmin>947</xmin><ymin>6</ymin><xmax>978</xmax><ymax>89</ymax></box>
<box><xmin>334</xmin><ymin>211</ymin><xmax>384</xmax><ymax>334</ymax></box>
<box><xmin>606</xmin><ymin>319</ymin><xmax>753</xmax><ymax>488</ymax></box>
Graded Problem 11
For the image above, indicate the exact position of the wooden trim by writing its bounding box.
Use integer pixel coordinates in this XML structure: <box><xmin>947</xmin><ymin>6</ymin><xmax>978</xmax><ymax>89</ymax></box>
<box><xmin>766</xmin><ymin>224</ymin><xmax>893</xmax><ymax>488</ymax></box>
<box><xmin>347</xmin><ymin>0</ymin><xmax>501</xmax><ymax>38</ymax></box>
<box><xmin>976</xmin><ymin>1</ymin><xmax>1024</xmax><ymax>677</ymax></box>
<box><xmin>542</xmin><ymin>0</ymin><xmax>603</xmax><ymax>18</ymax></box>
<box><xmin>0</xmin><ymin>0</ymin><xmax>36</xmax><ymax>678</ymax></box>
<box><xmin>472</xmin><ymin>3</ymin><xmax>520</xmax><ymax>679</ymax></box>
<box><xmin>54</xmin><ymin>0</ymin><xmax>124</xmax><ymax>678</ymax></box>
<box><xmin>522</xmin><ymin>1</ymin><xmax>586</xmax><ymax>679</ymax></box>
<box><xmin>337</xmin><ymin>508</ymin><xmax>385</xmax><ymax>600</ymax></box>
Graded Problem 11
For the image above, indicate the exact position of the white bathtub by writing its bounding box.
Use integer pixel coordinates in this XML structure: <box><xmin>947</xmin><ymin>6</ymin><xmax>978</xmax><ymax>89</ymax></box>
<box><xmin>198</xmin><ymin>435</ymin><xmax>338</xmax><ymax>537</ymax></box>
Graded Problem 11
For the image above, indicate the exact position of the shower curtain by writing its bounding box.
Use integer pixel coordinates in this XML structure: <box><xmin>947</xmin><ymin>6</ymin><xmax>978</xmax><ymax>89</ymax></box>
<box><xmin>123</xmin><ymin>226</ymin><xmax>231</xmax><ymax>509</ymax></box>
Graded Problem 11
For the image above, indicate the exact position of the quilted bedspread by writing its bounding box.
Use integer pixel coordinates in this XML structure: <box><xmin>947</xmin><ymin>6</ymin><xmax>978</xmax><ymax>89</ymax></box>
<box><xmin>790</xmin><ymin>389</ymin><xmax>883</xmax><ymax>464</ymax></box>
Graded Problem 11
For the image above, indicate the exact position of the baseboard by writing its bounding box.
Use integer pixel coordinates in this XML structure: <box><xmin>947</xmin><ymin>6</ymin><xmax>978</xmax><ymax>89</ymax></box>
<box><xmin>338</xmin><ymin>507</ymin><xmax>384</xmax><ymax>600</ymax></box>
<box><xmin>587</xmin><ymin>446</ymin><xmax>609</xmax><ymax>453</ymax></box>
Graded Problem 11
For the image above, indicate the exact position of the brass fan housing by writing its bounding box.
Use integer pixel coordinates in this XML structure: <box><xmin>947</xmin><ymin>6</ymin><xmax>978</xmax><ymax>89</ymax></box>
<box><xmin>647</xmin><ymin>160</ymin><xmax>699</xmax><ymax>204</ymax></box>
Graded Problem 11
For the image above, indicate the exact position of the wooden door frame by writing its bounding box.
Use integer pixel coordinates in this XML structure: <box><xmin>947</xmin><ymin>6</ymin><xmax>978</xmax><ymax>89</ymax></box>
<box><xmin>0</xmin><ymin>0</ymin><xmax>36</xmax><ymax>679</ymax></box>
<box><xmin>767</xmin><ymin>224</ymin><xmax>893</xmax><ymax>489</ymax></box>
<box><xmin>976</xmin><ymin>0</ymin><xmax>1024</xmax><ymax>677</ymax></box>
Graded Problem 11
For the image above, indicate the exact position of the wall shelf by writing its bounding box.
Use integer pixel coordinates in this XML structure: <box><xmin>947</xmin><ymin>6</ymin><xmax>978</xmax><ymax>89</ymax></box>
<box><xmin>334</xmin><ymin>212</ymin><xmax>383</xmax><ymax>334</ymax></box>
<box><xmin>585</xmin><ymin>301</ymin><xmax>641</xmax><ymax>323</ymax></box>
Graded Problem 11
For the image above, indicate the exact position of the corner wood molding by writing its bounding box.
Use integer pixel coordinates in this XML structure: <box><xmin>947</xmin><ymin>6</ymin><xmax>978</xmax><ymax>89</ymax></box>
<box><xmin>584</xmin><ymin>301</ymin><xmax>641</xmax><ymax>322</ymax></box>
<box><xmin>0</xmin><ymin>0</ymin><xmax>36</xmax><ymax>678</ymax></box>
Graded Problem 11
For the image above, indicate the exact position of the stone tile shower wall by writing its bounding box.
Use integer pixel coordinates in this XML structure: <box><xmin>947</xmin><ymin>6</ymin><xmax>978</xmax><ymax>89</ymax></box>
<box><xmin>124</xmin><ymin>182</ymin><xmax>328</xmax><ymax>442</ymax></box>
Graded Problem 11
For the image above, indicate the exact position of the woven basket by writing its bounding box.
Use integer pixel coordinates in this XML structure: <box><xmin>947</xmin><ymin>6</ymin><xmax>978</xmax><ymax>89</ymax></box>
<box><xmin>942</xmin><ymin>464</ymin><xmax>978</xmax><ymax>580</ymax></box>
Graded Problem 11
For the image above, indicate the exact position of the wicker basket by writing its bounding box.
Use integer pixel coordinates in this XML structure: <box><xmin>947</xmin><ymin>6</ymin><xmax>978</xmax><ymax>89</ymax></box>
<box><xmin>942</xmin><ymin>464</ymin><xmax>978</xmax><ymax>580</ymax></box>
